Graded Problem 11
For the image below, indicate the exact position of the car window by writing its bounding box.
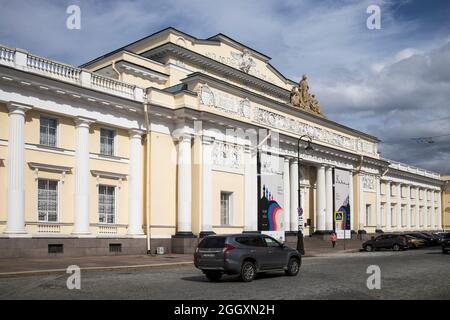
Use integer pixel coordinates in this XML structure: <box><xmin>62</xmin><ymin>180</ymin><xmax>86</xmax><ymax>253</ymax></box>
<box><xmin>198</xmin><ymin>236</ymin><xmax>226</xmax><ymax>248</ymax></box>
<box><xmin>375</xmin><ymin>235</ymin><xmax>385</xmax><ymax>241</ymax></box>
<box><xmin>236</xmin><ymin>236</ymin><xmax>266</xmax><ymax>247</ymax></box>
<box><xmin>264</xmin><ymin>236</ymin><xmax>281</xmax><ymax>247</ymax></box>
<box><xmin>443</xmin><ymin>233</ymin><xmax>450</xmax><ymax>239</ymax></box>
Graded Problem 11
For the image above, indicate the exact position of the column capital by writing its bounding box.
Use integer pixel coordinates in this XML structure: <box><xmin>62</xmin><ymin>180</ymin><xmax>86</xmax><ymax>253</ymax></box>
<box><xmin>74</xmin><ymin>116</ymin><xmax>95</xmax><ymax>128</ymax></box>
<box><xmin>7</xmin><ymin>102</ymin><xmax>32</xmax><ymax>115</ymax></box>
<box><xmin>173</xmin><ymin>132</ymin><xmax>193</xmax><ymax>143</ymax></box>
<box><xmin>129</xmin><ymin>129</ymin><xmax>145</xmax><ymax>139</ymax></box>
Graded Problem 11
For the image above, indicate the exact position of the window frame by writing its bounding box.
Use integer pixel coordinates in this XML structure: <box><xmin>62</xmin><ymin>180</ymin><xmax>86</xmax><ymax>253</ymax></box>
<box><xmin>39</xmin><ymin>115</ymin><xmax>58</xmax><ymax>147</ymax></box>
<box><xmin>99</xmin><ymin>127</ymin><xmax>116</xmax><ymax>156</ymax></box>
<box><xmin>220</xmin><ymin>191</ymin><xmax>233</xmax><ymax>226</ymax></box>
<box><xmin>98</xmin><ymin>184</ymin><xmax>117</xmax><ymax>225</ymax></box>
<box><xmin>37</xmin><ymin>178</ymin><xmax>59</xmax><ymax>223</ymax></box>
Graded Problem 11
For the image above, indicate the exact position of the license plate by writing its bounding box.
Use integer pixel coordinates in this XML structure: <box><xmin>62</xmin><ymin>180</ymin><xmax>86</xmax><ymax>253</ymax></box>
<box><xmin>202</xmin><ymin>253</ymin><xmax>215</xmax><ymax>258</ymax></box>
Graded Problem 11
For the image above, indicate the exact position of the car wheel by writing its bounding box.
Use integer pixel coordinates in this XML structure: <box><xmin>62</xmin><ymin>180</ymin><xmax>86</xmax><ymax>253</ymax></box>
<box><xmin>240</xmin><ymin>261</ymin><xmax>256</xmax><ymax>282</ymax></box>
<box><xmin>392</xmin><ymin>244</ymin><xmax>400</xmax><ymax>251</ymax></box>
<box><xmin>205</xmin><ymin>272</ymin><xmax>222</xmax><ymax>282</ymax></box>
<box><xmin>285</xmin><ymin>257</ymin><xmax>301</xmax><ymax>276</ymax></box>
<box><xmin>365</xmin><ymin>245</ymin><xmax>373</xmax><ymax>252</ymax></box>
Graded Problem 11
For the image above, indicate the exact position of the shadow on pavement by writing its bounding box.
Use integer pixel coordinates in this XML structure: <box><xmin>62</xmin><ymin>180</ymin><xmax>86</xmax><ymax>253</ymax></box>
<box><xmin>181</xmin><ymin>272</ymin><xmax>286</xmax><ymax>283</ymax></box>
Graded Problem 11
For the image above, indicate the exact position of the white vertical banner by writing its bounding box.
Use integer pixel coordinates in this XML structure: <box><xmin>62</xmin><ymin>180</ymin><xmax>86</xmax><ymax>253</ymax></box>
<box><xmin>334</xmin><ymin>169</ymin><xmax>351</xmax><ymax>239</ymax></box>
<box><xmin>258</xmin><ymin>152</ymin><xmax>285</xmax><ymax>243</ymax></box>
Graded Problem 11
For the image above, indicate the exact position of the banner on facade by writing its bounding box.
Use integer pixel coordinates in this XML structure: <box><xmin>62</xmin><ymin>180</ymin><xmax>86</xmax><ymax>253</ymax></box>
<box><xmin>258</xmin><ymin>152</ymin><xmax>285</xmax><ymax>243</ymax></box>
<box><xmin>334</xmin><ymin>168</ymin><xmax>351</xmax><ymax>239</ymax></box>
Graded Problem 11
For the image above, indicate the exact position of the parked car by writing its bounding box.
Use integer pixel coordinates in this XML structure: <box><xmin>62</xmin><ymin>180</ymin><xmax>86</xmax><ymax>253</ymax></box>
<box><xmin>362</xmin><ymin>234</ymin><xmax>409</xmax><ymax>252</ymax></box>
<box><xmin>404</xmin><ymin>235</ymin><xmax>427</xmax><ymax>248</ymax></box>
<box><xmin>435</xmin><ymin>232</ymin><xmax>450</xmax><ymax>244</ymax></box>
<box><xmin>194</xmin><ymin>233</ymin><xmax>301</xmax><ymax>282</ymax></box>
<box><xmin>441</xmin><ymin>233</ymin><xmax>450</xmax><ymax>254</ymax></box>
<box><xmin>404</xmin><ymin>232</ymin><xmax>438</xmax><ymax>246</ymax></box>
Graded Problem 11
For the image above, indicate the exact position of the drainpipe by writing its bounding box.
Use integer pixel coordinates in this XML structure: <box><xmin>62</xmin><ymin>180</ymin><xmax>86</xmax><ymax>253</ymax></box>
<box><xmin>143</xmin><ymin>92</ymin><xmax>152</xmax><ymax>254</ymax></box>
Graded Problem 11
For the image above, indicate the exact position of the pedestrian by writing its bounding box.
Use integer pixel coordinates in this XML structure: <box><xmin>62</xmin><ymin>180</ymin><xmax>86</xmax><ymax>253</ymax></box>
<box><xmin>330</xmin><ymin>232</ymin><xmax>337</xmax><ymax>248</ymax></box>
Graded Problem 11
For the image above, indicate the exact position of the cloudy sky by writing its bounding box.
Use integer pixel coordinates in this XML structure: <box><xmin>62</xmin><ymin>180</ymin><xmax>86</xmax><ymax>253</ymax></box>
<box><xmin>1</xmin><ymin>0</ymin><xmax>449</xmax><ymax>173</ymax></box>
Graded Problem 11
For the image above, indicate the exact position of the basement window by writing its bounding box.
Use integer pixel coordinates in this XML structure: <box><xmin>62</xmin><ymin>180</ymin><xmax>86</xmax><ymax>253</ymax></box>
<box><xmin>48</xmin><ymin>244</ymin><xmax>63</xmax><ymax>254</ymax></box>
<box><xmin>109</xmin><ymin>243</ymin><xmax>122</xmax><ymax>253</ymax></box>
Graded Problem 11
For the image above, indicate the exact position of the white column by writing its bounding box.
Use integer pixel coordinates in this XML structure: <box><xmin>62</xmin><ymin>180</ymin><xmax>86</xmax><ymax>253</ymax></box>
<box><xmin>385</xmin><ymin>181</ymin><xmax>391</xmax><ymax>230</ymax></box>
<box><xmin>4</xmin><ymin>102</ymin><xmax>31</xmax><ymax>235</ymax></box>
<box><xmin>325</xmin><ymin>166</ymin><xmax>333</xmax><ymax>231</ymax></box>
<box><xmin>244</xmin><ymin>145</ymin><xmax>258</xmax><ymax>232</ymax></box>
<box><xmin>431</xmin><ymin>190</ymin><xmax>436</xmax><ymax>229</ymax></box>
<box><xmin>202</xmin><ymin>136</ymin><xmax>214</xmax><ymax>234</ymax></box>
<box><xmin>349</xmin><ymin>171</ymin><xmax>354</xmax><ymax>231</ymax></box>
<box><xmin>128</xmin><ymin>129</ymin><xmax>144</xmax><ymax>235</ymax></box>
<box><xmin>358</xmin><ymin>173</ymin><xmax>364</xmax><ymax>230</ymax></box>
<box><xmin>424</xmin><ymin>189</ymin><xmax>428</xmax><ymax>229</ymax></box>
<box><xmin>72</xmin><ymin>117</ymin><xmax>94</xmax><ymax>235</ymax></box>
<box><xmin>406</xmin><ymin>185</ymin><xmax>411</xmax><ymax>230</ymax></box>
<box><xmin>415</xmin><ymin>187</ymin><xmax>420</xmax><ymax>229</ymax></box>
<box><xmin>289</xmin><ymin>160</ymin><xmax>298</xmax><ymax>232</ymax></box>
<box><xmin>316</xmin><ymin>165</ymin><xmax>326</xmax><ymax>232</ymax></box>
<box><xmin>176</xmin><ymin>134</ymin><xmax>192</xmax><ymax>234</ymax></box>
<box><xmin>283</xmin><ymin>158</ymin><xmax>291</xmax><ymax>232</ymax></box>
<box><xmin>437</xmin><ymin>191</ymin><xmax>442</xmax><ymax>230</ymax></box>
<box><xmin>396</xmin><ymin>183</ymin><xmax>402</xmax><ymax>230</ymax></box>
<box><xmin>376</xmin><ymin>176</ymin><xmax>381</xmax><ymax>230</ymax></box>
<box><xmin>250</xmin><ymin>150</ymin><xmax>258</xmax><ymax>231</ymax></box>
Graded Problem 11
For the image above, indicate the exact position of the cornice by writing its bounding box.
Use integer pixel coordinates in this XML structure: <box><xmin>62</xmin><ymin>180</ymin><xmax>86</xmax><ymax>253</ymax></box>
<box><xmin>140</xmin><ymin>42</ymin><xmax>291</xmax><ymax>100</ymax></box>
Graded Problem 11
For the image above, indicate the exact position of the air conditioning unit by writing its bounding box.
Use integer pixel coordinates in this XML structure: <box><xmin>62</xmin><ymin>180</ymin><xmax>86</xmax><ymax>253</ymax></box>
<box><xmin>156</xmin><ymin>246</ymin><xmax>165</xmax><ymax>255</ymax></box>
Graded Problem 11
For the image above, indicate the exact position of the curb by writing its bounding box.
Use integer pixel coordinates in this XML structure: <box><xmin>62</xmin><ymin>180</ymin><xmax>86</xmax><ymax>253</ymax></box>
<box><xmin>0</xmin><ymin>261</ymin><xmax>194</xmax><ymax>278</ymax></box>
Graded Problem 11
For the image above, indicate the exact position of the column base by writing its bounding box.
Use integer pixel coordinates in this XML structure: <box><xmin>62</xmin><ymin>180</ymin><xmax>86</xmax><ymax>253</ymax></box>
<box><xmin>1</xmin><ymin>232</ymin><xmax>31</xmax><ymax>238</ymax></box>
<box><xmin>171</xmin><ymin>233</ymin><xmax>198</xmax><ymax>254</ymax></box>
<box><xmin>199</xmin><ymin>231</ymin><xmax>215</xmax><ymax>238</ymax></box>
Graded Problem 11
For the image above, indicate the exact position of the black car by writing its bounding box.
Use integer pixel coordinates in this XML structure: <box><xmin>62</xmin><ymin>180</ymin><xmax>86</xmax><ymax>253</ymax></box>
<box><xmin>362</xmin><ymin>234</ymin><xmax>409</xmax><ymax>252</ymax></box>
<box><xmin>194</xmin><ymin>233</ymin><xmax>301</xmax><ymax>282</ymax></box>
<box><xmin>404</xmin><ymin>232</ymin><xmax>438</xmax><ymax>246</ymax></box>
<box><xmin>441</xmin><ymin>233</ymin><xmax>450</xmax><ymax>253</ymax></box>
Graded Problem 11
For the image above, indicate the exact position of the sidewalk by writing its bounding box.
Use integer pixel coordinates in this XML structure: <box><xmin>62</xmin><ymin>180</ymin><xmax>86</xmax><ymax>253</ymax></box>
<box><xmin>0</xmin><ymin>237</ymin><xmax>364</xmax><ymax>277</ymax></box>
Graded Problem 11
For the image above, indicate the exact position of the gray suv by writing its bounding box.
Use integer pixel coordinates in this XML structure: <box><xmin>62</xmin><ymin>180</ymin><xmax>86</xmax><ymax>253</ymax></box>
<box><xmin>194</xmin><ymin>233</ymin><xmax>301</xmax><ymax>282</ymax></box>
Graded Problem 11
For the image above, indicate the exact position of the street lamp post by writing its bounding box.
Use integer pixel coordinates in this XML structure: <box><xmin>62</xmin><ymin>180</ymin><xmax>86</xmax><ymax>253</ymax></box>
<box><xmin>297</xmin><ymin>135</ymin><xmax>313</xmax><ymax>255</ymax></box>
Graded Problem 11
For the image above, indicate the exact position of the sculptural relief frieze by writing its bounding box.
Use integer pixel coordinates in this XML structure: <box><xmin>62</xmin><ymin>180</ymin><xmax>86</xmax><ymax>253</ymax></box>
<box><xmin>212</xmin><ymin>141</ymin><xmax>243</xmax><ymax>171</ymax></box>
<box><xmin>198</xmin><ymin>84</ymin><xmax>376</xmax><ymax>156</ymax></box>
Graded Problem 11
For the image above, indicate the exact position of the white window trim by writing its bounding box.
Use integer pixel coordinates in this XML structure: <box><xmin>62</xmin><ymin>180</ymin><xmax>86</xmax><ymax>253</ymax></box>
<box><xmin>39</xmin><ymin>114</ymin><xmax>59</xmax><ymax>148</ymax></box>
<box><xmin>220</xmin><ymin>191</ymin><xmax>234</xmax><ymax>226</ymax></box>
<box><xmin>100</xmin><ymin>127</ymin><xmax>117</xmax><ymax>157</ymax></box>
<box><xmin>98</xmin><ymin>184</ymin><xmax>117</xmax><ymax>225</ymax></box>
<box><xmin>36</xmin><ymin>178</ymin><xmax>60</xmax><ymax>223</ymax></box>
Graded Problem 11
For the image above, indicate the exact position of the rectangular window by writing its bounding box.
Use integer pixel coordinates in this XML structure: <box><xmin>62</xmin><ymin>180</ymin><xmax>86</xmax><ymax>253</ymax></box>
<box><xmin>100</xmin><ymin>128</ymin><xmax>115</xmax><ymax>156</ymax></box>
<box><xmin>365</xmin><ymin>204</ymin><xmax>371</xmax><ymax>226</ymax></box>
<box><xmin>401</xmin><ymin>206</ymin><xmax>406</xmax><ymax>227</ymax></box>
<box><xmin>39</xmin><ymin>116</ymin><xmax>57</xmax><ymax>147</ymax></box>
<box><xmin>38</xmin><ymin>179</ymin><xmax>58</xmax><ymax>222</ymax></box>
<box><xmin>220</xmin><ymin>192</ymin><xmax>232</xmax><ymax>226</ymax></box>
<box><xmin>390</xmin><ymin>207</ymin><xmax>395</xmax><ymax>226</ymax></box>
<box><xmin>99</xmin><ymin>185</ymin><xmax>115</xmax><ymax>224</ymax></box>
<box><xmin>390</xmin><ymin>184</ymin><xmax>395</xmax><ymax>196</ymax></box>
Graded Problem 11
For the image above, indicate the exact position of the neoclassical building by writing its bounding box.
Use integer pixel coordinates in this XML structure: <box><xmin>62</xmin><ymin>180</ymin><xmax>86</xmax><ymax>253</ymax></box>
<box><xmin>0</xmin><ymin>28</ymin><xmax>446</xmax><ymax>256</ymax></box>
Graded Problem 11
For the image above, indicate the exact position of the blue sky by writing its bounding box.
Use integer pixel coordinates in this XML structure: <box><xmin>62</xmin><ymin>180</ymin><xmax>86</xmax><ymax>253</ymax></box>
<box><xmin>1</xmin><ymin>0</ymin><xmax>449</xmax><ymax>173</ymax></box>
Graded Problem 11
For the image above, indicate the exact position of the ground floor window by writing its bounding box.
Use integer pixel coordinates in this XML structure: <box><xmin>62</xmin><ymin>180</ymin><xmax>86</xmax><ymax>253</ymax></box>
<box><xmin>38</xmin><ymin>179</ymin><xmax>58</xmax><ymax>222</ymax></box>
<box><xmin>99</xmin><ymin>185</ymin><xmax>115</xmax><ymax>224</ymax></box>
<box><xmin>390</xmin><ymin>207</ymin><xmax>395</xmax><ymax>226</ymax></box>
<box><xmin>365</xmin><ymin>204</ymin><xmax>371</xmax><ymax>226</ymax></box>
<box><xmin>220</xmin><ymin>191</ymin><xmax>233</xmax><ymax>226</ymax></box>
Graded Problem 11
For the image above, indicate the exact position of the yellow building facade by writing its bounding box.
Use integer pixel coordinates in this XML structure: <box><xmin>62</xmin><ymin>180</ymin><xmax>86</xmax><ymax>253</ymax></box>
<box><xmin>0</xmin><ymin>28</ymin><xmax>446</xmax><ymax>256</ymax></box>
